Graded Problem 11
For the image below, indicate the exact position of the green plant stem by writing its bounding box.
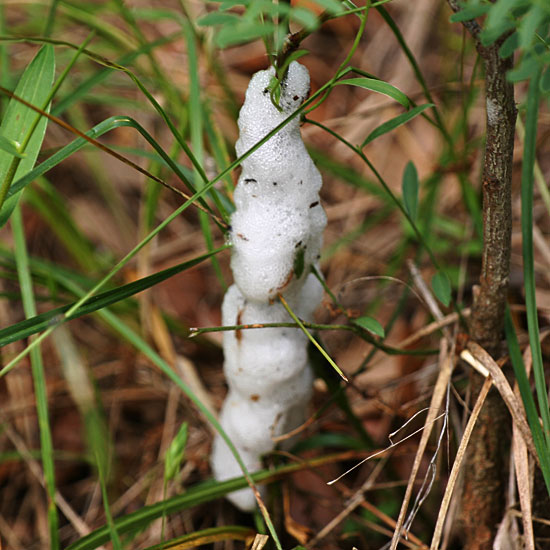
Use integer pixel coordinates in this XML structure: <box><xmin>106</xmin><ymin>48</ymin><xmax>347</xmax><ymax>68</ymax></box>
<box><xmin>279</xmin><ymin>293</ymin><xmax>348</xmax><ymax>381</ymax></box>
<box><xmin>189</xmin><ymin>322</ymin><xmax>437</xmax><ymax>356</ymax></box>
<box><xmin>12</xmin><ymin>203</ymin><xmax>59</xmax><ymax>550</ymax></box>
<box><xmin>521</xmin><ymin>68</ymin><xmax>550</xmax><ymax>448</ymax></box>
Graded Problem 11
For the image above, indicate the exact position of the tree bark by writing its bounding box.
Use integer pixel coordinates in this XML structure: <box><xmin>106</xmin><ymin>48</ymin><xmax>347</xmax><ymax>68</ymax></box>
<box><xmin>447</xmin><ymin>3</ymin><xmax>517</xmax><ymax>549</ymax></box>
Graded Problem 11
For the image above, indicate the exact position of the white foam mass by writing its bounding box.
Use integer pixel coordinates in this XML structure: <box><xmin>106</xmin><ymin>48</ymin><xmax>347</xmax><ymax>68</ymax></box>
<box><xmin>211</xmin><ymin>62</ymin><xmax>326</xmax><ymax>511</ymax></box>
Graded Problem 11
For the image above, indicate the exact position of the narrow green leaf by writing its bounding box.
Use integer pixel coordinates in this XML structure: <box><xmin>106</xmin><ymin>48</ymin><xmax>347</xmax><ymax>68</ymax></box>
<box><xmin>352</xmin><ymin>316</ymin><xmax>385</xmax><ymax>338</ymax></box>
<box><xmin>505</xmin><ymin>309</ymin><xmax>550</xmax><ymax>495</ymax></box>
<box><xmin>449</xmin><ymin>4</ymin><xmax>490</xmax><ymax>22</ymax></box>
<box><xmin>402</xmin><ymin>161</ymin><xmax>418</xmax><ymax>221</ymax></box>
<box><xmin>485</xmin><ymin>0</ymin><xmax>520</xmax><ymax>35</ymax></box>
<box><xmin>431</xmin><ymin>271</ymin><xmax>451</xmax><ymax>307</ymax></box>
<box><xmin>0</xmin><ymin>45</ymin><xmax>55</xmax><ymax>215</ymax></box>
<box><xmin>142</xmin><ymin>526</ymin><xmax>256</xmax><ymax>550</ymax></box>
<box><xmin>216</xmin><ymin>21</ymin><xmax>276</xmax><ymax>48</ymax></box>
<box><xmin>362</xmin><ymin>103</ymin><xmax>434</xmax><ymax>147</ymax></box>
<box><xmin>0</xmin><ymin>114</ymin><xmax>216</xmax><ymax>229</ymax></box>
<box><xmin>0</xmin><ymin>246</ymin><xmax>228</xmax><ymax>347</ymax></box>
<box><xmin>480</xmin><ymin>20</ymin><xmax>515</xmax><ymax>46</ymax></box>
<box><xmin>279</xmin><ymin>294</ymin><xmax>348</xmax><ymax>382</ymax></box>
<box><xmin>518</xmin><ymin>5</ymin><xmax>545</xmax><ymax>49</ymax></box>
<box><xmin>197</xmin><ymin>12</ymin><xmax>240</xmax><ymax>26</ymax></box>
<box><xmin>336</xmin><ymin>77</ymin><xmax>409</xmax><ymax>108</ymax></box>
<box><xmin>507</xmin><ymin>55</ymin><xmax>539</xmax><ymax>83</ymax></box>
<box><xmin>499</xmin><ymin>31</ymin><xmax>519</xmax><ymax>58</ymax></box>
<box><xmin>520</xmin><ymin>69</ymin><xmax>550</xmax><ymax>450</ymax></box>
<box><xmin>65</xmin><ymin>461</ymin><xmax>295</xmax><ymax>550</ymax></box>
<box><xmin>164</xmin><ymin>422</ymin><xmax>188</xmax><ymax>482</ymax></box>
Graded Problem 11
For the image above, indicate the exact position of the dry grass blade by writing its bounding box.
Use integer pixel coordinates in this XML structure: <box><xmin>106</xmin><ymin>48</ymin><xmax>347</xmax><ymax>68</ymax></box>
<box><xmin>389</xmin><ymin>263</ymin><xmax>453</xmax><ymax>550</ymax></box>
<box><xmin>461</xmin><ymin>342</ymin><xmax>539</xmax><ymax>465</ymax></box>
<box><xmin>430</xmin><ymin>377</ymin><xmax>493</xmax><ymax>550</ymax></box>
<box><xmin>513</xmin><ymin>421</ymin><xmax>534</xmax><ymax>550</ymax></box>
<box><xmin>388</xmin><ymin>340</ymin><xmax>453</xmax><ymax>549</ymax></box>
<box><xmin>250</xmin><ymin>534</ymin><xmax>270</xmax><ymax>550</ymax></box>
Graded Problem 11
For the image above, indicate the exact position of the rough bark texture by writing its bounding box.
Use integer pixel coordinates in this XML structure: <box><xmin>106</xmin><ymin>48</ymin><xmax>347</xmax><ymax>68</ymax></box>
<box><xmin>447</xmin><ymin>3</ymin><xmax>517</xmax><ymax>549</ymax></box>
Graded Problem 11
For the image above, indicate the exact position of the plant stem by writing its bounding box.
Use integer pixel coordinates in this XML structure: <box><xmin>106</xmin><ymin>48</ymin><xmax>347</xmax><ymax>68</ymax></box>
<box><xmin>447</xmin><ymin>3</ymin><xmax>517</xmax><ymax>549</ymax></box>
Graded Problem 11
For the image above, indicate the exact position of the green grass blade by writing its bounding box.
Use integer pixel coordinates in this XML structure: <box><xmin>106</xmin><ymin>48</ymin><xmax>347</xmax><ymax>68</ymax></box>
<box><xmin>97</xmin><ymin>446</ymin><xmax>121</xmax><ymax>550</ymax></box>
<box><xmin>336</xmin><ymin>77</ymin><xmax>409</xmax><ymax>108</ymax></box>
<box><xmin>0</xmin><ymin>45</ymin><xmax>55</xmax><ymax>213</ymax></box>
<box><xmin>11</xmin><ymin>203</ymin><xmax>59</xmax><ymax>549</ymax></box>
<box><xmin>362</xmin><ymin>103</ymin><xmax>434</xmax><ymax>147</ymax></box>
<box><xmin>65</xmin><ymin>449</ymin><xmax>346</xmax><ymax>550</ymax></box>
<box><xmin>0</xmin><ymin>114</ymin><xmax>219</xmax><ymax>228</ymax></box>
<box><xmin>184</xmin><ymin>18</ymin><xmax>226</xmax><ymax>287</ymax></box>
<box><xmin>142</xmin><ymin>526</ymin><xmax>255</xmax><ymax>550</ymax></box>
<box><xmin>520</xmin><ymin>69</ymin><xmax>550</xmax><ymax>448</ymax></box>
<box><xmin>279</xmin><ymin>294</ymin><xmax>348</xmax><ymax>382</ymax></box>
<box><xmin>376</xmin><ymin>5</ymin><xmax>451</xmax><ymax>144</ymax></box>
<box><xmin>505</xmin><ymin>308</ymin><xmax>550</xmax><ymax>494</ymax></box>
<box><xmin>0</xmin><ymin>245</ymin><xmax>229</xmax><ymax>347</ymax></box>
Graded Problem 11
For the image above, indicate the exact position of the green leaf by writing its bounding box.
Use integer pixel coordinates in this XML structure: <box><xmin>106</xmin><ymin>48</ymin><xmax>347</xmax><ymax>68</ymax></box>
<box><xmin>0</xmin><ymin>135</ymin><xmax>25</xmax><ymax>157</ymax></box>
<box><xmin>336</xmin><ymin>77</ymin><xmax>410</xmax><ymax>108</ymax></box>
<box><xmin>480</xmin><ymin>20</ymin><xmax>515</xmax><ymax>46</ymax></box>
<box><xmin>431</xmin><ymin>271</ymin><xmax>451</xmax><ymax>307</ymax></box>
<box><xmin>499</xmin><ymin>31</ymin><xmax>519</xmax><ymax>58</ymax></box>
<box><xmin>507</xmin><ymin>54</ymin><xmax>539</xmax><ymax>82</ymax></box>
<box><xmin>352</xmin><ymin>315</ymin><xmax>385</xmax><ymax>337</ymax></box>
<box><xmin>0</xmin><ymin>246</ymin><xmax>228</xmax><ymax>347</ymax></box>
<box><xmin>402</xmin><ymin>161</ymin><xmax>418</xmax><ymax>221</ymax></box>
<box><xmin>0</xmin><ymin>45</ymin><xmax>55</xmax><ymax>219</ymax></box>
<box><xmin>362</xmin><ymin>103</ymin><xmax>434</xmax><ymax>147</ymax></box>
<box><xmin>449</xmin><ymin>4</ymin><xmax>491</xmax><ymax>22</ymax></box>
<box><xmin>197</xmin><ymin>12</ymin><xmax>240</xmax><ymax>26</ymax></box>
<box><xmin>164</xmin><ymin>422</ymin><xmax>188</xmax><ymax>482</ymax></box>
<box><xmin>215</xmin><ymin>21</ymin><xmax>276</xmax><ymax>47</ymax></box>
<box><xmin>518</xmin><ymin>5</ymin><xmax>545</xmax><ymax>49</ymax></box>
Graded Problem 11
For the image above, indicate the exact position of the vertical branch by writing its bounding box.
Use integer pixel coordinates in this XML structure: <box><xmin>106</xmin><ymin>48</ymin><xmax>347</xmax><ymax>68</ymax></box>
<box><xmin>469</xmin><ymin>43</ymin><xmax>516</xmax><ymax>352</ymax></box>
<box><xmin>447</xmin><ymin>2</ymin><xmax>517</xmax><ymax>549</ymax></box>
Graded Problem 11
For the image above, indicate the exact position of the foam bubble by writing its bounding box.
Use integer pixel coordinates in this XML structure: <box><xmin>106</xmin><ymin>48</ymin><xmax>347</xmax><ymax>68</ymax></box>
<box><xmin>211</xmin><ymin>62</ymin><xmax>327</xmax><ymax>512</ymax></box>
